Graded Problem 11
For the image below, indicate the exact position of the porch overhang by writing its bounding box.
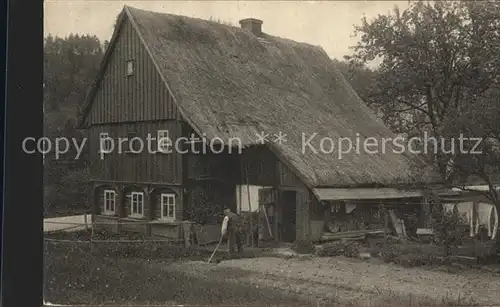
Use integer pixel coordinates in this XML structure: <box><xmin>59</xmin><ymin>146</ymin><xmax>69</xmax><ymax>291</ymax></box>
<box><xmin>313</xmin><ymin>187</ymin><xmax>459</xmax><ymax>201</ymax></box>
<box><xmin>313</xmin><ymin>188</ymin><xmax>423</xmax><ymax>201</ymax></box>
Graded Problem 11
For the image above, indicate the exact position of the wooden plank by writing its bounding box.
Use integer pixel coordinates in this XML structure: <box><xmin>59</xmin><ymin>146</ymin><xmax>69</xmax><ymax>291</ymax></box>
<box><xmin>416</xmin><ymin>228</ymin><xmax>434</xmax><ymax>235</ymax></box>
<box><xmin>323</xmin><ymin>229</ymin><xmax>385</xmax><ymax>236</ymax></box>
<box><xmin>388</xmin><ymin>209</ymin><xmax>407</xmax><ymax>239</ymax></box>
<box><xmin>261</xmin><ymin>205</ymin><xmax>273</xmax><ymax>237</ymax></box>
<box><xmin>314</xmin><ymin>188</ymin><xmax>424</xmax><ymax>200</ymax></box>
<box><xmin>321</xmin><ymin>229</ymin><xmax>385</xmax><ymax>241</ymax></box>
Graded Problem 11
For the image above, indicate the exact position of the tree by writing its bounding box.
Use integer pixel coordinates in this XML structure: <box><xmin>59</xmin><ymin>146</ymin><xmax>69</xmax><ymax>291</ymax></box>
<box><xmin>44</xmin><ymin>34</ymin><xmax>104</xmax><ymax>113</ymax></box>
<box><xmin>347</xmin><ymin>1</ymin><xmax>500</xmax><ymax>175</ymax></box>
<box><xmin>347</xmin><ymin>1</ymin><xmax>500</xmax><ymax>251</ymax></box>
<box><xmin>429</xmin><ymin>207</ymin><xmax>467</xmax><ymax>257</ymax></box>
<box><xmin>443</xmin><ymin>87</ymin><xmax>500</xmax><ymax>220</ymax></box>
<box><xmin>333</xmin><ymin>59</ymin><xmax>378</xmax><ymax>105</ymax></box>
<box><xmin>44</xmin><ymin>34</ymin><xmax>106</xmax><ymax>215</ymax></box>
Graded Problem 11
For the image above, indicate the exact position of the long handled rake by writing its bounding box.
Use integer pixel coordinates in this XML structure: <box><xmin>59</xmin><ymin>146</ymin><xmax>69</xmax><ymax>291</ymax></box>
<box><xmin>207</xmin><ymin>235</ymin><xmax>223</xmax><ymax>263</ymax></box>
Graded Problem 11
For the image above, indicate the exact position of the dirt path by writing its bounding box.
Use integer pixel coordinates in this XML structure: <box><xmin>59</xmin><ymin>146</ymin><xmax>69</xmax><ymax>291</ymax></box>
<box><xmin>170</xmin><ymin>256</ymin><xmax>500</xmax><ymax>306</ymax></box>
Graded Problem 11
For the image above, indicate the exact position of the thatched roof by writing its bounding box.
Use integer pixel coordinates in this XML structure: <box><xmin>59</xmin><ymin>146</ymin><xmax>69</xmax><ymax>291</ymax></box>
<box><xmin>81</xmin><ymin>6</ymin><xmax>442</xmax><ymax>188</ymax></box>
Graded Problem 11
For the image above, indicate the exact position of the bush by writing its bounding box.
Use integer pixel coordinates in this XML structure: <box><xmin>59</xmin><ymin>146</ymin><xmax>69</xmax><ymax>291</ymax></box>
<box><xmin>44</xmin><ymin>168</ymin><xmax>92</xmax><ymax>216</ymax></box>
<box><xmin>379</xmin><ymin>242</ymin><xmax>445</xmax><ymax>267</ymax></box>
<box><xmin>380</xmin><ymin>244</ymin><xmax>398</xmax><ymax>263</ymax></box>
<box><xmin>429</xmin><ymin>210</ymin><xmax>468</xmax><ymax>256</ymax></box>
<box><xmin>393</xmin><ymin>253</ymin><xmax>442</xmax><ymax>267</ymax></box>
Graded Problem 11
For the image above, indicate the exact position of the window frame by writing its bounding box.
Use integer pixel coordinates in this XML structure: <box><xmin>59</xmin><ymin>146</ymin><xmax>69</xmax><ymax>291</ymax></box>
<box><xmin>331</xmin><ymin>203</ymin><xmax>341</xmax><ymax>213</ymax></box>
<box><xmin>125</xmin><ymin>124</ymin><xmax>139</xmax><ymax>154</ymax></box>
<box><xmin>127</xmin><ymin>124</ymin><xmax>138</xmax><ymax>140</ymax></box>
<box><xmin>103</xmin><ymin>189</ymin><xmax>116</xmax><ymax>215</ymax></box>
<box><xmin>157</xmin><ymin>130</ymin><xmax>172</xmax><ymax>154</ymax></box>
<box><xmin>126</xmin><ymin>60</ymin><xmax>134</xmax><ymax>76</ymax></box>
<box><xmin>129</xmin><ymin>192</ymin><xmax>144</xmax><ymax>218</ymax></box>
<box><xmin>160</xmin><ymin>193</ymin><xmax>176</xmax><ymax>222</ymax></box>
<box><xmin>99</xmin><ymin>132</ymin><xmax>113</xmax><ymax>152</ymax></box>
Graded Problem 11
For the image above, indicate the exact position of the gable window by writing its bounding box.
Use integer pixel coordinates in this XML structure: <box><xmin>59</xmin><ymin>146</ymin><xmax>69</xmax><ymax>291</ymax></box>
<box><xmin>160</xmin><ymin>193</ymin><xmax>176</xmax><ymax>221</ymax></box>
<box><xmin>127</xmin><ymin>124</ymin><xmax>138</xmax><ymax>139</ymax></box>
<box><xmin>157</xmin><ymin>130</ymin><xmax>172</xmax><ymax>153</ymax></box>
<box><xmin>100</xmin><ymin>133</ymin><xmax>113</xmax><ymax>152</ymax></box>
<box><xmin>126</xmin><ymin>60</ymin><xmax>134</xmax><ymax>76</ymax></box>
<box><xmin>130</xmin><ymin>192</ymin><xmax>144</xmax><ymax>217</ymax></box>
<box><xmin>125</xmin><ymin>125</ymin><xmax>139</xmax><ymax>153</ymax></box>
<box><xmin>103</xmin><ymin>190</ymin><xmax>116</xmax><ymax>214</ymax></box>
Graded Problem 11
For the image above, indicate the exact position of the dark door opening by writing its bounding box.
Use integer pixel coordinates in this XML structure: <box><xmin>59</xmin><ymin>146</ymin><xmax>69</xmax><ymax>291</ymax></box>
<box><xmin>281</xmin><ymin>190</ymin><xmax>297</xmax><ymax>243</ymax></box>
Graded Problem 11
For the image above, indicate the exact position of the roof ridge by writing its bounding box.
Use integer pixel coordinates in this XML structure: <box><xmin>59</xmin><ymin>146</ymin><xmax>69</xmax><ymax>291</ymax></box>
<box><xmin>124</xmin><ymin>5</ymin><xmax>326</xmax><ymax>52</ymax></box>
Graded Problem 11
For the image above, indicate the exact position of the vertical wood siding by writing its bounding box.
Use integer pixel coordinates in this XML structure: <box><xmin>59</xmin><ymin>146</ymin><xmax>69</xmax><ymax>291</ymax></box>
<box><xmin>295</xmin><ymin>190</ymin><xmax>312</xmax><ymax>241</ymax></box>
<box><xmin>87</xmin><ymin>17</ymin><xmax>179</xmax><ymax>124</ymax></box>
<box><xmin>89</xmin><ymin>121</ymin><xmax>183</xmax><ymax>184</ymax></box>
<box><xmin>239</xmin><ymin>146</ymin><xmax>277</xmax><ymax>186</ymax></box>
<box><xmin>278</xmin><ymin>160</ymin><xmax>304</xmax><ymax>188</ymax></box>
<box><xmin>276</xmin><ymin>151</ymin><xmax>314</xmax><ymax>242</ymax></box>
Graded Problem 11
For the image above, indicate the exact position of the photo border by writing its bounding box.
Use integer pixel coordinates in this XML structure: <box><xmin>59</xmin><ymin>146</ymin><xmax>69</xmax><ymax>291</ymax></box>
<box><xmin>1</xmin><ymin>0</ymin><xmax>44</xmax><ymax>306</ymax></box>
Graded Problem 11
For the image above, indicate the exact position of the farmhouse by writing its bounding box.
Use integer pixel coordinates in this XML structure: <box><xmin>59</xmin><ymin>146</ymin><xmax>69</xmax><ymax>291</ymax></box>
<box><xmin>79</xmin><ymin>6</ymin><xmax>443</xmax><ymax>245</ymax></box>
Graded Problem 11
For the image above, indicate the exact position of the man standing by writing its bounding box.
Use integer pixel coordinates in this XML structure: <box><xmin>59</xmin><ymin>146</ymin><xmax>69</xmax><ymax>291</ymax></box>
<box><xmin>221</xmin><ymin>208</ymin><xmax>243</xmax><ymax>255</ymax></box>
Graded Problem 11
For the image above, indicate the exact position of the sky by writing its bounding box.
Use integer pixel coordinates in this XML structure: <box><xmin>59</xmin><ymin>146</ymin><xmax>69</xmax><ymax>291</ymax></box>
<box><xmin>44</xmin><ymin>0</ymin><xmax>409</xmax><ymax>62</ymax></box>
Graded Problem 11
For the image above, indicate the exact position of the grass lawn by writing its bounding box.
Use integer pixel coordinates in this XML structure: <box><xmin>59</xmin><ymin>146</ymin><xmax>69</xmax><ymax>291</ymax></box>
<box><xmin>43</xmin><ymin>239</ymin><xmax>310</xmax><ymax>305</ymax></box>
<box><xmin>44</xmin><ymin>230</ymin><xmax>500</xmax><ymax>306</ymax></box>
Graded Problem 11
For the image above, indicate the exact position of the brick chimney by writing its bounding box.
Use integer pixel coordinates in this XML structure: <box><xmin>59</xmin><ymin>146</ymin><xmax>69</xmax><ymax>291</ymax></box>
<box><xmin>239</xmin><ymin>18</ymin><xmax>263</xmax><ymax>36</ymax></box>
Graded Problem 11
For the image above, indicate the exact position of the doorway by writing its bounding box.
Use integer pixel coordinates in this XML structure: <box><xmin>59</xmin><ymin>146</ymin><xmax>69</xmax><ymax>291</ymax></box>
<box><xmin>281</xmin><ymin>190</ymin><xmax>297</xmax><ymax>242</ymax></box>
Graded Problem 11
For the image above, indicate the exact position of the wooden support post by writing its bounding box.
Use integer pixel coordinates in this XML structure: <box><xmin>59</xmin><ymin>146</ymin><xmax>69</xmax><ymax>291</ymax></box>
<box><xmin>182</xmin><ymin>222</ymin><xmax>192</xmax><ymax>248</ymax></box>
<box><xmin>240</xmin><ymin>156</ymin><xmax>254</xmax><ymax>247</ymax></box>
<box><xmin>272</xmin><ymin>202</ymin><xmax>279</xmax><ymax>243</ymax></box>
<box><xmin>245</xmin><ymin>172</ymin><xmax>253</xmax><ymax>247</ymax></box>
<box><xmin>145</xmin><ymin>188</ymin><xmax>153</xmax><ymax>238</ymax></box>
<box><xmin>238</xmin><ymin>185</ymin><xmax>242</xmax><ymax>214</ymax></box>
<box><xmin>262</xmin><ymin>205</ymin><xmax>273</xmax><ymax>237</ymax></box>
<box><xmin>274</xmin><ymin>161</ymin><xmax>281</xmax><ymax>244</ymax></box>
<box><xmin>117</xmin><ymin>187</ymin><xmax>126</xmax><ymax>233</ymax></box>
<box><xmin>84</xmin><ymin>214</ymin><xmax>89</xmax><ymax>231</ymax></box>
<box><xmin>90</xmin><ymin>218</ymin><xmax>95</xmax><ymax>254</ymax></box>
<box><xmin>276</xmin><ymin>191</ymin><xmax>282</xmax><ymax>243</ymax></box>
<box><xmin>90</xmin><ymin>187</ymin><xmax>98</xmax><ymax>254</ymax></box>
<box><xmin>324</xmin><ymin>201</ymin><xmax>330</xmax><ymax>232</ymax></box>
<box><xmin>239</xmin><ymin>159</ymin><xmax>248</xmax><ymax>246</ymax></box>
<box><xmin>382</xmin><ymin>203</ymin><xmax>388</xmax><ymax>243</ymax></box>
<box><xmin>420</xmin><ymin>194</ymin><xmax>430</xmax><ymax>228</ymax></box>
<box><xmin>257</xmin><ymin>204</ymin><xmax>261</xmax><ymax>247</ymax></box>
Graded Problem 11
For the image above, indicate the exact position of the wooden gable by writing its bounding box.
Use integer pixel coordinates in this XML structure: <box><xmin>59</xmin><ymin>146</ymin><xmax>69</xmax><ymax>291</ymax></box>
<box><xmin>85</xmin><ymin>14</ymin><xmax>179</xmax><ymax>125</ymax></box>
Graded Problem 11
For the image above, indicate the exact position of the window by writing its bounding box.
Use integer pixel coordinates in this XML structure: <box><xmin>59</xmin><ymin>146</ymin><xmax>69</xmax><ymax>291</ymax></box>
<box><xmin>127</xmin><ymin>124</ymin><xmax>138</xmax><ymax>139</ymax></box>
<box><xmin>160</xmin><ymin>193</ymin><xmax>176</xmax><ymax>221</ymax></box>
<box><xmin>157</xmin><ymin>130</ymin><xmax>172</xmax><ymax>153</ymax></box>
<box><xmin>126</xmin><ymin>60</ymin><xmax>134</xmax><ymax>76</ymax></box>
<box><xmin>100</xmin><ymin>133</ymin><xmax>113</xmax><ymax>152</ymax></box>
<box><xmin>125</xmin><ymin>125</ymin><xmax>139</xmax><ymax>154</ymax></box>
<box><xmin>331</xmin><ymin>203</ymin><xmax>341</xmax><ymax>213</ymax></box>
<box><xmin>130</xmin><ymin>192</ymin><xmax>144</xmax><ymax>217</ymax></box>
<box><xmin>104</xmin><ymin>190</ymin><xmax>116</xmax><ymax>214</ymax></box>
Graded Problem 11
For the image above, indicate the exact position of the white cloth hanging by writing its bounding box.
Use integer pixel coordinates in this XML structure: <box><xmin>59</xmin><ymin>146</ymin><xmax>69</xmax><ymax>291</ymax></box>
<box><xmin>453</xmin><ymin>202</ymin><xmax>498</xmax><ymax>239</ymax></box>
